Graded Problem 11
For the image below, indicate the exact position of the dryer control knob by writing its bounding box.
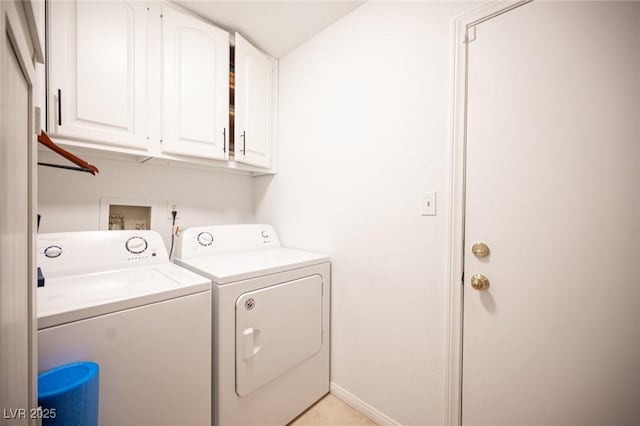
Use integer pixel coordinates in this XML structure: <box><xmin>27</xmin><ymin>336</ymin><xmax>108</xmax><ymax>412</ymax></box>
<box><xmin>197</xmin><ymin>232</ymin><xmax>214</xmax><ymax>246</ymax></box>
<box><xmin>125</xmin><ymin>236</ymin><xmax>148</xmax><ymax>254</ymax></box>
<box><xmin>261</xmin><ymin>230</ymin><xmax>269</xmax><ymax>238</ymax></box>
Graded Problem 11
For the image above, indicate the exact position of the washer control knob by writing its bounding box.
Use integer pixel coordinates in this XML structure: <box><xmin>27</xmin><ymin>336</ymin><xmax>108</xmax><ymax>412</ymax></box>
<box><xmin>261</xmin><ymin>230</ymin><xmax>269</xmax><ymax>239</ymax></box>
<box><xmin>125</xmin><ymin>236</ymin><xmax>148</xmax><ymax>254</ymax></box>
<box><xmin>44</xmin><ymin>245</ymin><xmax>63</xmax><ymax>258</ymax></box>
<box><xmin>197</xmin><ymin>232</ymin><xmax>214</xmax><ymax>246</ymax></box>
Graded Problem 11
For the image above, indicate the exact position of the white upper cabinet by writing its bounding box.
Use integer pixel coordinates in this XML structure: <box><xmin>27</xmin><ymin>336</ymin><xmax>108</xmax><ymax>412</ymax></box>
<box><xmin>45</xmin><ymin>2</ymin><xmax>277</xmax><ymax>174</ymax></box>
<box><xmin>234</xmin><ymin>33</ymin><xmax>276</xmax><ymax>169</ymax></box>
<box><xmin>48</xmin><ymin>1</ymin><xmax>148</xmax><ymax>150</ymax></box>
<box><xmin>161</xmin><ymin>5</ymin><xmax>229</xmax><ymax>160</ymax></box>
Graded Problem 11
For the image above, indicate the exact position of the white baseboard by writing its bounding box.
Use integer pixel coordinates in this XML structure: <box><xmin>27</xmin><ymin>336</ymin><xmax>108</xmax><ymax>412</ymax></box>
<box><xmin>330</xmin><ymin>382</ymin><xmax>401</xmax><ymax>426</ymax></box>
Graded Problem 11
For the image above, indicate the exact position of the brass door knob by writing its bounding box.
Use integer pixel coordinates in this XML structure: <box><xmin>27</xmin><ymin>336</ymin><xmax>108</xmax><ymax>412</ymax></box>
<box><xmin>471</xmin><ymin>242</ymin><xmax>490</xmax><ymax>258</ymax></box>
<box><xmin>471</xmin><ymin>274</ymin><xmax>490</xmax><ymax>291</ymax></box>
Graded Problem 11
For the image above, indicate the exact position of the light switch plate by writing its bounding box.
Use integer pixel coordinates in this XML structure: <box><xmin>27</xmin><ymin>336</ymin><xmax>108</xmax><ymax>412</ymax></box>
<box><xmin>421</xmin><ymin>192</ymin><xmax>436</xmax><ymax>216</ymax></box>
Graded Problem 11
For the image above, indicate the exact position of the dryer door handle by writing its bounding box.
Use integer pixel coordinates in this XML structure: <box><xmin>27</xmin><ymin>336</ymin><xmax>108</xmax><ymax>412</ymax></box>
<box><xmin>242</xmin><ymin>327</ymin><xmax>261</xmax><ymax>360</ymax></box>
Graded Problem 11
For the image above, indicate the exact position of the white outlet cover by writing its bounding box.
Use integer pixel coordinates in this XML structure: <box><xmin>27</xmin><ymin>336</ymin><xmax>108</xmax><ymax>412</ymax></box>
<box><xmin>167</xmin><ymin>202</ymin><xmax>180</xmax><ymax>220</ymax></box>
<box><xmin>421</xmin><ymin>192</ymin><xmax>436</xmax><ymax>216</ymax></box>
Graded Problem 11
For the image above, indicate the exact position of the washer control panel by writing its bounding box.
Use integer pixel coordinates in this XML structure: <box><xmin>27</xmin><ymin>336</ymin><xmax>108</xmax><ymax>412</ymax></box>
<box><xmin>37</xmin><ymin>231</ymin><xmax>168</xmax><ymax>279</ymax></box>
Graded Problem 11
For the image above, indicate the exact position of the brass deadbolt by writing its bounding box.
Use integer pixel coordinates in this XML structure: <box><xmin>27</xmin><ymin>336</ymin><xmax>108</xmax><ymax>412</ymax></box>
<box><xmin>471</xmin><ymin>242</ymin><xmax>490</xmax><ymax>258</ymax></box>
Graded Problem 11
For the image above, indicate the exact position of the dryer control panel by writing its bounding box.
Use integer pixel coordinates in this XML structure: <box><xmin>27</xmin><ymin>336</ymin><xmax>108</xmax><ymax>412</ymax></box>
<box><xmin>38</xmin><ymin>230</ymin><xmax>168</xmax><ymax>279</ymax></box>
<box><xmin>174</xmin><ymin>224</ymin><xmax>281</xmax><ymax>260</ymax></box>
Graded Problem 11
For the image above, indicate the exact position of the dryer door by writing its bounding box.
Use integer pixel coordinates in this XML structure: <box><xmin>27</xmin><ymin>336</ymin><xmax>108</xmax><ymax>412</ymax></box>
<box><xmin>235</xmin><ymin>275</ymin><xmax>323</xmax><ymax>396</ymax></box>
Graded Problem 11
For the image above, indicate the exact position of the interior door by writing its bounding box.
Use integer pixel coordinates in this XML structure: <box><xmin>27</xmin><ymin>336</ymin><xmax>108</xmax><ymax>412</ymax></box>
<box><xmin>48</xmin><ymin>0</ymin><xmax>148</xmax><ymax>150</ymax></box>
<box><xmin>462</xmin><ymin>2</ymin><xmax>640</xmax><ymax>425</ymax></box>
<box><xmin>161</xmin><ymin>4</ymin><xmax>229</xmax><ymax>160</ymax></box>
<box><xmin>0</xmin><ymin>1</ymin><xmax>38</xmax><ymax>418</ymax></box>
<box><xmin>234</xmin><ymin>32</ymin><xmax>274</xmax><ymax>168</ymax></box>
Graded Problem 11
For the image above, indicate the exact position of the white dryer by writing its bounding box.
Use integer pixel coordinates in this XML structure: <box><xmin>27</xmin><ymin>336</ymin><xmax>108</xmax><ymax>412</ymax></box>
<box><xmin>174</xmin><ymin>224</ymin><xmax>330</xmax><ymax>426</ymax></box>
<box><xmin>37</xmin><ymin>230</ymin><xmax>212</xmax><ymax>426</ymax></box>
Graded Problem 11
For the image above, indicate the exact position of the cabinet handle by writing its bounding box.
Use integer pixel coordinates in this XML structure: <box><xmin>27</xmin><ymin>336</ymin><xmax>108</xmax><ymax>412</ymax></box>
<box><xmin>57</xmin><ymin>89</ymin><xmax>62</xmax><ymax>126</ymax></box>
<box><xmin>223</xmin><ymin>128</ymin><xmax>226</xmax><ymax>153</ymax></box>
<box><xmin>241</xmin><ymin>131</ymin><xmax>246</xmax><ymax>155</ymax></box>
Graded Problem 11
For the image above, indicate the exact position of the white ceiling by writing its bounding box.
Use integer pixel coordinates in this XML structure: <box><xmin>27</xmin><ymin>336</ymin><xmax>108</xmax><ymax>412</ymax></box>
<box><xmin>174</xmin><ymin>1</ymin><xmax>365</xmax><ymax>58</ymax></box>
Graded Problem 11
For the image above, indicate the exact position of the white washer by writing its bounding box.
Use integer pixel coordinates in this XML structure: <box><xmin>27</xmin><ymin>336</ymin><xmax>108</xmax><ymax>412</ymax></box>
<box><xmin>174</xmin><ymin>224</ymin><xmax>330</xmax><ymax>426</ymax></box>
<box><xmin>37</xmin><ymin>230</ymin><xmax>212</xmax><ymax>426</ymax></box>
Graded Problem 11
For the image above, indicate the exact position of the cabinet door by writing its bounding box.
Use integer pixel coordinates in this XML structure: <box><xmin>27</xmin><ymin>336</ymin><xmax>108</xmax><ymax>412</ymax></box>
<box><xmin>48</xmin><ymin>1</ymin><xmax>148</xmax><ymax>150</ymax></box>
<box><xmin>235</xmin><ymin>33</ymin><xmax>275</xmax><ymax>168</ymax></box>
<box><xmin>161</xmin><ymin>5</ymin><xmax>229</xmax><ymax>160</ymax></box>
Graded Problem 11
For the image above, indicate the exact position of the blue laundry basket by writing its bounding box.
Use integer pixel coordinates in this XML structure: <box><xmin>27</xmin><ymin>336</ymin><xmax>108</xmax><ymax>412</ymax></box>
<box><xmin>38</xmin><ymin>362</ymin><xmax>99</xmax><ymax>426</ymax></box>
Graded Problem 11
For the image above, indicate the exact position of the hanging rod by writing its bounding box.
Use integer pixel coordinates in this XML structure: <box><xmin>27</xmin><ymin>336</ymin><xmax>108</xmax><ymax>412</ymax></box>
<box><xmin>37</xmin><ymin>131</ymin><xmax>100</xmax><ymax>175</ymax></box>
<box><xmin>36</xmin><ymin>162</ymin><xmax>94</xmax><ymax>174</ymax></box>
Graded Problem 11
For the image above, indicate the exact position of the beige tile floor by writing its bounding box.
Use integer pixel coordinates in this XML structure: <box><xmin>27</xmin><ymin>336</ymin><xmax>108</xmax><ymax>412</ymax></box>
<box><xmin>289</xmin><ymin>394</ymin><xmax>377</xmax><ymax>426</ymax></box>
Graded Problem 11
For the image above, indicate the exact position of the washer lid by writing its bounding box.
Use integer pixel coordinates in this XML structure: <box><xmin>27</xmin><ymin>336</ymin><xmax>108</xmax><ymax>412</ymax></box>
<box><xmin>176</xmin><ymin>247</ymin><xmax>329</xmax><ymax>284</ymax></box>
<box><xmin>37</xmin><ymin>263</ymin><xmax>211</xmax><ymax>329</ymax></box>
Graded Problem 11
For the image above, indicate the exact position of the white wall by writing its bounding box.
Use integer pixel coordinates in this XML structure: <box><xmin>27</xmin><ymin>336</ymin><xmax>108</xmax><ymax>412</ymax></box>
<box><xmin>38</xmin><ymin>152</ymin><xmax>254</xmax><ymax>249</ymax></box>
<box><xmin>254</xmin><ymin>2</ymin><xmax>478</xmax><ymax>424</ymax></box>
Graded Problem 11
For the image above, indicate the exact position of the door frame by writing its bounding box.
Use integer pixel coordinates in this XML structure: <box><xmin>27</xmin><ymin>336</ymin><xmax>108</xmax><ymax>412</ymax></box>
<box><xmin>1</xmin><ymin>0</ymin><xmax>43</xmax><ymax>419</ymax></box>
<box><xmin>443</xmin><ymin>2</ymin><xmax>532</xmax><ymax>425</ymax></box>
